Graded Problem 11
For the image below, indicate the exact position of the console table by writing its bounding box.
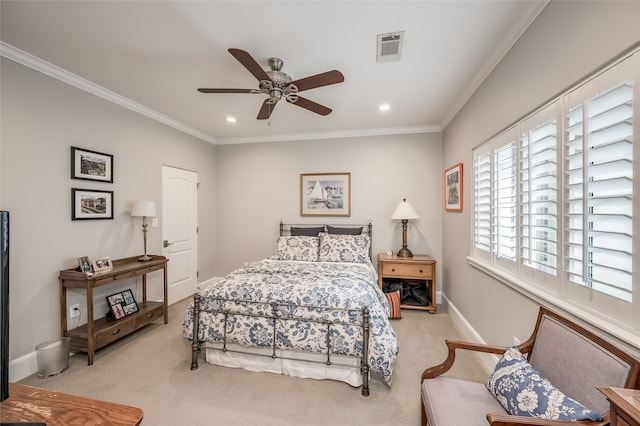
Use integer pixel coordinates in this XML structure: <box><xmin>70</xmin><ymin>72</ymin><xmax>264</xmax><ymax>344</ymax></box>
<box><xmin>59</xmin><ymin>255</ymin><xmax>168</xmax><ymax>365</ymax></box>
<box><xmin>0</xmin><ymin>383</ymin><xmax>143</xmax><ymax>425</ymax></box>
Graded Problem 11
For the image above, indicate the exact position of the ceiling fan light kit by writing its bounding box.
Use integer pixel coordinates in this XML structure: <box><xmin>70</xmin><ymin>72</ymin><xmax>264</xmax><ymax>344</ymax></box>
<box><xmin>198</xmin><ymin>48</ymin><xmax>344</xmax><ymax>120</ymax></box>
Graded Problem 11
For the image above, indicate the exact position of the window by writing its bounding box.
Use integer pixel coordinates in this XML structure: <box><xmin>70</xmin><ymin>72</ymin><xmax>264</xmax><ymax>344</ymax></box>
<box><xmin>471</xmin><ymin>49</ymin><xmax>638</xmax><ymax>336</ymax></box>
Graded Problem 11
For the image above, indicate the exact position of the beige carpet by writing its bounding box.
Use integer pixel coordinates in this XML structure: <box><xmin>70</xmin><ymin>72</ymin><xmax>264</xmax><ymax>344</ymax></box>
<box><xmin>19</xmin><ymin>299</ymin><xmax>487</xmax><ymax>425</ymax></box>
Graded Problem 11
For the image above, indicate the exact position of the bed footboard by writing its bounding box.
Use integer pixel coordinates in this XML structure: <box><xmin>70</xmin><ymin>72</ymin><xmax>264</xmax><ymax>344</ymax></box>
<box><xmin>190</xmin><ymin>290</ymin><xmax>202</xmax><ymax>371</ymax></box>
<box><xmin>189</xmin><ymin>290</ymin><xmax>371</xmax><ymax>396</ymax></box>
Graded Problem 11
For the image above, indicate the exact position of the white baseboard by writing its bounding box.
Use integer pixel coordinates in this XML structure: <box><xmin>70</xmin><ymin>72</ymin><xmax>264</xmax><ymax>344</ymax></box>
<box><xmin>9</xmin><ymin>278</ymin><xmax>225</xmax><ymax>382</ymax></box>
<box><xmin>441</xmin><ymin>294</ymin><xmax>497</xmax><ymax>375</ymax></box>
<box><xmin>9</xmin><ymin>350</ymin><xmax>38</xmax><ymax>382</ymax></box>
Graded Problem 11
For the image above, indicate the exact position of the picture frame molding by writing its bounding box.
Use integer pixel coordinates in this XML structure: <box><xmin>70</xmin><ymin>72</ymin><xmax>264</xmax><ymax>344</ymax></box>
<box><xmin>444</xmin><ymin>163</ymin><xmax>463</xmax><ymax>211</ymax></box>
<box><xmin>300</xmin><ymin>172</ymin><xmax>351</xmax><ymax>217</ymax></box>
<box><xmin>71</xmin><ymin>146</ymin><xmax>113</xmax><ymax>183</ymax></box>
<box><xmin>71</xmin><ymin>188</ymin><xmax>114</xmax><ymax>220</ymax></box>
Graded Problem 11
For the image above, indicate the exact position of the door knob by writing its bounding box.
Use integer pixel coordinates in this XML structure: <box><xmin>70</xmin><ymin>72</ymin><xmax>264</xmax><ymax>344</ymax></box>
<box><xmin>163</xmin><ymin>240</ymin><xmax>173</xmax><ymax>248</ymax></box>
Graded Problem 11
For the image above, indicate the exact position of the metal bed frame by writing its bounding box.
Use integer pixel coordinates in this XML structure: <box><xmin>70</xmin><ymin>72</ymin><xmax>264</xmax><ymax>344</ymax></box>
<box><xmin>189</xmin><ymin>222</ymin><xmax>375</xmax><ymax>396</ymax></box>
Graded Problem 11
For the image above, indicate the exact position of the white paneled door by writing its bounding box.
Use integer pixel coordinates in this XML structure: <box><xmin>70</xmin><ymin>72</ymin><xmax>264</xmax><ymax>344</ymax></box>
<box><xmin>162</xmin><ymin>165</ymin><xmax>198</xmax><ymax>305</ymax></box>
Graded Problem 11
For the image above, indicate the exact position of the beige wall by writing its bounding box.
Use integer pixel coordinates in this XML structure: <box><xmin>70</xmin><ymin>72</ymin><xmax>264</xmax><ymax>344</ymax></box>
<box><xmin>1</xmin><ymin>57</ymin><xmax>443</xmax><ymax>379</ymax></box>
<box><xmin>442</xmin><ymin>1</ymin><xmax>640</xmax><ymax>355</ymax></box>
<box><xmin>0</xmin><ymin>58</ymin><xmax>217</xmax><ymax>377</ymax></box>
<box><xmin>214</xmin><ymin>133</ymin><xmax>443</xmax><ymax>276</ymax></box>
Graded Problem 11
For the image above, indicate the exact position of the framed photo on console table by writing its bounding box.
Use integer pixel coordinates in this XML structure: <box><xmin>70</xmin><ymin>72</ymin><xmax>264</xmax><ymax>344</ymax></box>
<box><xmin>300</xmin><ymin>172</ymin><xmax>351</xmax><ymax>217</ymax></box>
<box><xmin>444</xmin><ymin>163</ymin><xmax>463</xmax><ymax>211</ymax></box>
<box><xmin>106</xmin><ymin>289</ymin><xmax>139</xmax><ymax>320</ymax></box>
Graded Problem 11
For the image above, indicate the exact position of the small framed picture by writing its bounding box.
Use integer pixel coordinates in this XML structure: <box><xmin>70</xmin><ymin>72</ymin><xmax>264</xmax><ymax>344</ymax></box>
<box><xmin>71</xmin><ymin>146</ymin><xmax>113</xmax><ymax>183</ymax></box>
<box><xmin>106</xmin><ymin>289</ymin><xmax>138</xmax><ymax>320</ymax></box>
<box><xmin>92</xmin><ymin>256</ymin><xmax>113</xmax><ymax>272</ymax></box>
<box><xmin>121</xmin><ymin>289</ymin><xmax>139</xmax><ymax>315</ymax></box>
<box><xmin>444</xmin><ymin>163</ymin><xmax>463</xmax><ymax>211</ymax></box>
<box><xmin>300</xmin><ymin>172</ymin><xmax>351</xmax><ymax>217</ymax></box>
<box><xmin>71</xmin><ymin>188</ymin><xmax>114</xmax><ymax>220</ymax></box>
<box><xmin>77</xmin><ymin>256</ymin><xmax>93</xmax><ymax>274</ymax></box>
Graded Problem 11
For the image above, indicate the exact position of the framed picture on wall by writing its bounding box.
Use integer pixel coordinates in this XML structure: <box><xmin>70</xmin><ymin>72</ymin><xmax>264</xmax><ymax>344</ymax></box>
<box><xmin>300</xmin><ymin>173</ymin><xmax>351</xmax><ymax>217</ymax></box>
<box><xmin>71</xmin><ymin>188</ymin><xmax>114</xmax><ymax>220</ymax></box>
<box><xmin>444</xmin><ymin>163</ymin><xmax>463</xmax><ymax>211</ymax></box>
<box><xmin>71</xmin><ymin>146</ymin><xmax>113</xmax><ymax>183</ymax></box>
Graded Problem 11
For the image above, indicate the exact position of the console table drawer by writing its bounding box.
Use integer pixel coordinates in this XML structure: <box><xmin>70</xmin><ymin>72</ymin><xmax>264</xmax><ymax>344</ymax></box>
<box><xmin>134</xmin><ymin>303</ymin><xmax>165</xmax><ymax>327</ymax></box>
<box><xmin>95</xmin><ymin>319</ymin><xmax>137</xmax><ymax>348</ymax></box>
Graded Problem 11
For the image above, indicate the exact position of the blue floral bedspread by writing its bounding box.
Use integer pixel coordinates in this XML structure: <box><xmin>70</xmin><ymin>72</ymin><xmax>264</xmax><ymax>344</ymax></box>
<box><xmin>183</xmin><ymin>259</ymin><xmax>399</xmax><ymax>385</ymax></box>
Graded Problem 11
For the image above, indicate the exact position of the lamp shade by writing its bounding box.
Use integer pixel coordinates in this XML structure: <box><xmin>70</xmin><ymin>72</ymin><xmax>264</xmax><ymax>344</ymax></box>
<box><xmin>131</xmin><ymin>201</ymin><xmax>156</xmax><ymax>218</ymax></box>
<box><xmin>391</xmin><ymin>199</ymin><xmax>419</xmax><ymax>220</ymax></box>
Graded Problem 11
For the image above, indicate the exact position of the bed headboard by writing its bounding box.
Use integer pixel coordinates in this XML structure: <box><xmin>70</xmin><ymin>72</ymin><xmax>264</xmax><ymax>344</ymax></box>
<box><xmin>279</xmin><ymin>221</ymin><xmax>373</xmax><ymax>260</ymax></box>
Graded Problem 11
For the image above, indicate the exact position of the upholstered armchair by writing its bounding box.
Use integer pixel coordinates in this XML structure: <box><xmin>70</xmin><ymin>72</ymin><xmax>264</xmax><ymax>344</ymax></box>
<box><xmin>420</xmin><ymin>307</ymin><xmax>640</xmax><ymax>426</ymax></box>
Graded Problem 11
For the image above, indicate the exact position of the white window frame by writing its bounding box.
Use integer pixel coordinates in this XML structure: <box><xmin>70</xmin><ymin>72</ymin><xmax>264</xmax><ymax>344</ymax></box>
<box><xmin>469</xmin><ymin>47</ymin><xmax>640</xmax><ymax>349</ymax></box>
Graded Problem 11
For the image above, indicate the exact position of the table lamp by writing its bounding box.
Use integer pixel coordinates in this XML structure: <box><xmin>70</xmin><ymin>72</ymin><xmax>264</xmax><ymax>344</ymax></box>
<box><xmin>391</xmin><ymin>198</ymin><xmax>419</xmax><ymax>257</ymax></box>
<box><xmin>131</xmin><ymin>201</ymin><xmax>156</xmax><ymax>262</ymax></box>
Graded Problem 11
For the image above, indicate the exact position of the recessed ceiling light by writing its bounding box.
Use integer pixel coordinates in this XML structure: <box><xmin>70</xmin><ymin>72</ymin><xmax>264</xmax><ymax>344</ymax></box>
<box><xmin>378</xmin><ymin>104</ymin><xmax>390</xmax><ymax>111</ymax></box>
<box><xmin>226</xmin><ymin>116</ymin><xmax>237</xmax><ymax>123</ymax></box>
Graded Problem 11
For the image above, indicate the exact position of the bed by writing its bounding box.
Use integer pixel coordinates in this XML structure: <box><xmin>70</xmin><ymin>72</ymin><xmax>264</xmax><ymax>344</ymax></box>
<box><xmin>183</xmin><ymin>222</ymin><xmax>399</xmax><ymax>396</ymax></box>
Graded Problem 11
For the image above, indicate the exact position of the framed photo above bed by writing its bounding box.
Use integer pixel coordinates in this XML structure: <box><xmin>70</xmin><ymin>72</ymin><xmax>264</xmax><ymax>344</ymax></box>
<box><xmin>300</xmin><ymin>173</ymin><xmax>351</xmax><ymax>217</ymax></box>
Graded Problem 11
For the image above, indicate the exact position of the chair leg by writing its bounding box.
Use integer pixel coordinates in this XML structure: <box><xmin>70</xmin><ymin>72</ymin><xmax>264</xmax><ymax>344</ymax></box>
<box><xmin>421</xmin><ymin>400</ymin><xmax>428</xmax><ymax>426</ymax></box>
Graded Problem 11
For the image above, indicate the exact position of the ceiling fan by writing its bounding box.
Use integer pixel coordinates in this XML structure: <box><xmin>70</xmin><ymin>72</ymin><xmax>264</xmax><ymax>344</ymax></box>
<box><xmin>198</xmin><ymin>48</ymin><xmax>344</xmax><ymax>120</ymax></box>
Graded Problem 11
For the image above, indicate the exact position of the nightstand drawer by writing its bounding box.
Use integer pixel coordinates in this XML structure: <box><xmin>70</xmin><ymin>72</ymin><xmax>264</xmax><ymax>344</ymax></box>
<box><xmin>381</xmin><ymin>262</ymin><xmax>433</xmax><ymax>279</ymax></box>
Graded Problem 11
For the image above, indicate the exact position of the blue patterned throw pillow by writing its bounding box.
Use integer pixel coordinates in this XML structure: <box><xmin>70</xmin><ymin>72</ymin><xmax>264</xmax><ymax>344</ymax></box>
<box><xmin>485</xmin><ymin>347</ymin><xmax>602</xmax><ymax>421</ymax></box>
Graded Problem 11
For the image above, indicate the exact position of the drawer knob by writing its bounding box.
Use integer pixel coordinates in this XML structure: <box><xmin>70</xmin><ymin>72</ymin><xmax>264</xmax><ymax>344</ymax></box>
<box><xmin>391</xmin><ymin>268</ymin><xmax>395</xmax><ymax>272</ymax></box>
<box><xmin>147</xmin><ymin>313</ymin><xmax>154</xmax><ymax>319</ymax></box>
<box><xmin>419</xmin><ymin>269</ymin><xmax>423</xmax><ymax>273</ymax></box>
<box><xmin>114</xmin><ymin>276</ymin><xmax>119</xmax><ymax>280</ymax></box>
<box><xmin>112</xmin><ymin>329</ymin><xmax>120</xmax><ymax>335</ymax></box>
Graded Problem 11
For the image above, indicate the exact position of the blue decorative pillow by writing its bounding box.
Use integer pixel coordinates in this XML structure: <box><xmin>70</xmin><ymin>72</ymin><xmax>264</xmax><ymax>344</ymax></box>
<box><xmin>485</xmin><ymin>347</ymin><xmax>602</xmax><ymax>421</ymax></box>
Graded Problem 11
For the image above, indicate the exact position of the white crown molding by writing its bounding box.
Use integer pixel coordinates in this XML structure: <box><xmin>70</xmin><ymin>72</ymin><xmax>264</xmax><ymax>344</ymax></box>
<box><xmin>0</xmin><ymin>42</ymin><xmax>218</xmax><ymax>145</ymax></box>
<box><xmin>1</xmin><ymin>42</ymin><xmax>441</xmax><ymax>146</ymax></box>
<box><xmin>215</xmin><ymin>124</ymin><xmax>441</xmax><ymax>145</ymax></box>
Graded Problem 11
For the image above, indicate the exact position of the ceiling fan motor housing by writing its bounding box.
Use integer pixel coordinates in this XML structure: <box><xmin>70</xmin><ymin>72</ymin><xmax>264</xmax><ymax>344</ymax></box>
<box><xmin>197</xmin><ymin>48</ymin><xmax>343</xmax><ymax>119</ymax></box>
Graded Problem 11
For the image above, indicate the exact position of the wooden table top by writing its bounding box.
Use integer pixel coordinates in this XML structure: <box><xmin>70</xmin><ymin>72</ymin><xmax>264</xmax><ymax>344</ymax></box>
<box><xmin>0</xmin><ymin>383</ymin><xmax>143</xmax><ymax>425</ymax></box>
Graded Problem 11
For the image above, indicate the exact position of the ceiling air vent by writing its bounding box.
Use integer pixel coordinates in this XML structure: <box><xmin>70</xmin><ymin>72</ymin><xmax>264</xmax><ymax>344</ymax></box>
<box><xmin>377</xmin><ymin>31</ymin><xmax>404</xmax><ymax>63</ymax></box>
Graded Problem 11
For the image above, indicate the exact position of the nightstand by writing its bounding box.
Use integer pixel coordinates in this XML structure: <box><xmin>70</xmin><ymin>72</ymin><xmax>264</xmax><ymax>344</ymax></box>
<box><xmin>597</xmin><ymin>387</ymin><xmax>640</xmax><ymax>426</ymax></box>
<box><xmin>378</xmin><ymin>254</ymin><xmax>436</xmax><ymax>313</ymax></box>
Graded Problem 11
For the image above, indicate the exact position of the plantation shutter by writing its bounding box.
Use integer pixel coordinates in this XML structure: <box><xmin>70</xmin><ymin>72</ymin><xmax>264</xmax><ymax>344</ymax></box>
<box><xmin>565</xmin><ymin>79</ymin><xmax>634</xmax><ymax>302</ymax></box>
<box><xmin>520</xmin><ymin>106</ymin><xmax>558</xmax><ymax>276</ymax></box>
<box><xmin>474</xmin><ymin>151</ymin><xmax>492</xmax><ymax>253</ymax></box>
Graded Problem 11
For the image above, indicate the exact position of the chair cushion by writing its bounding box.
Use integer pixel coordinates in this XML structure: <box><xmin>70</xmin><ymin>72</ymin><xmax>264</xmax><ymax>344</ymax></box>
<box><xmin>485</xmin><ymin>347</ymin><xmax>602</xmax><ymax>421</ymax></box>
<box><xmin>422</xmin><ymin>377</ymin><xmax>506</xmax><ymax>426</ymax></box>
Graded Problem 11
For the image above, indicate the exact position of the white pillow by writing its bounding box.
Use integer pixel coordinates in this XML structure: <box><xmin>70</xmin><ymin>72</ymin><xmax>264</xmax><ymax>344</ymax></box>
<box><xmin>318</xmin><ymin>233</ymin><xmax>370</xmax><ymax>264</ymax></box>
<box><xmin>271</xmin><ymin>236</ymin><xmax>319</xmax><ymax>262</ymax></box>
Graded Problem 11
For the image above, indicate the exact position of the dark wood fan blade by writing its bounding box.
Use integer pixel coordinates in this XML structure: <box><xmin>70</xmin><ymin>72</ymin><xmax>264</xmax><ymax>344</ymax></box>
<box><xmin>228</xmin><ymin>48</ymin><xmax>271</xmax><ymax>82</ymax></box>
<box><xmin>290</xmin><ymin>70</ymin><xmax>344</xmax><ymax>92</ymax></box>
<box><xmin>257</xmin><ymin>99</ymin><xmax>276</xmax><ymax>120</ymax></box>
<box><xmin>287</xmin><ymin>96</ymin><xmax>332</xmax><ymax>116</ymax></box>
<box><xmin>198</xmin><ymin>88</ymin><xmax>255</xmax><ymax>93</ymax></box>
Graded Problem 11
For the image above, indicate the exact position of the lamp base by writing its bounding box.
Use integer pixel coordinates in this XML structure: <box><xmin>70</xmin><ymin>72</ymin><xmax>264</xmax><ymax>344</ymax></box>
<box><xmin>138</xmin><ymin>255</ymin><xmax>153</xmax><ymax>262</ymax></box>
<box><xmin>397</xmin><ymin>247</ymin><xmax>413</xmax><ymax>258</ymax></box>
